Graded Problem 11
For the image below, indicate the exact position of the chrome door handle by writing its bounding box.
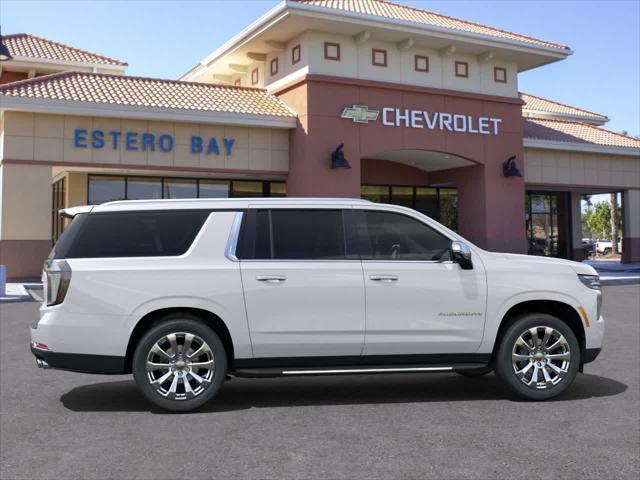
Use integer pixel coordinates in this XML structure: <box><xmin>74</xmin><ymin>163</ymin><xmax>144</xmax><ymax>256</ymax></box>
<box><xmin>256</xmin><ymin>275</ymin><xmax>287</xmax><ymax>283</ymax></box>
<box><xmin>369</xmin><ymin>275</ymin><xmax>398</xmax><ymax>282</ymax></box>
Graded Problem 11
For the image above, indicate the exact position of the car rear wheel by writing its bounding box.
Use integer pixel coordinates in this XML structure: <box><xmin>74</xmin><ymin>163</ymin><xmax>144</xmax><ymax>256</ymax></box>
<box><xmin>495</xmin><ymin>313</ymin><xmax>580</xmax><ymax>400</ymax></box>
<box><xmin>133</xmin><ymin>315</ymin><xmax>227</xmax><ymax>412</ymax></box>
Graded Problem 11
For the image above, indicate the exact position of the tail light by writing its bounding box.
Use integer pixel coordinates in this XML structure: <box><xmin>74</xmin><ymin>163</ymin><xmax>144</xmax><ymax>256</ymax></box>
<box><xmin>43</xmin><ymin>259</ymin><xmax>72</xmax><ymax>306</ymax></box>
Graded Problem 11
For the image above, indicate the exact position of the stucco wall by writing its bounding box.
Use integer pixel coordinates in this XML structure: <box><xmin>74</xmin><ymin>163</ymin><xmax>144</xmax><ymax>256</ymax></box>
<box><xmin>1</xmin><ymin>111</ymin><xmax>290</xmax><ymax>173</ymax></box>
<box><xmin>524</xmin><ymin>148</ymin><xmax>640</xmax><ymax>189</ymax></box>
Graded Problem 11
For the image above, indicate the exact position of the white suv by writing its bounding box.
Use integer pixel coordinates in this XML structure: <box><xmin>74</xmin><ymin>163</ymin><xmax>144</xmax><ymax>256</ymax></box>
<box><xmin>31</xmin><ymin>198</ymin><xmax>604</xmax><ymax>412</ymax></box>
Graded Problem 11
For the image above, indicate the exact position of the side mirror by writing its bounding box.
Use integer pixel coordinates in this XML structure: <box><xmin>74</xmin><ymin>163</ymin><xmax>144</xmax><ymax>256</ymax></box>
<box><xmin>451</xmin><ymin>241</ymin><xmax>473</xmax><ymax>270</ymax></box>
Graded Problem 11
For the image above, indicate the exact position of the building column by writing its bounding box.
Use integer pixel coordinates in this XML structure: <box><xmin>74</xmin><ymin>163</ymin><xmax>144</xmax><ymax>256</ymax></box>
<box><xmin>433</xmin><ymin>163</ymin><xmax>527</xmax><ymax>254</ymax></box>
<box><xmin>570</xmin><ymin>192</ymin><xmax>586</xmax><ymax>261</ymax></box>
<box><xmin>621</xmin><ymin>189</ymin><xmax>640</xmax><ymax>263</ymax></box>
<box><xmin>0</xmin><ymin>163</ymin><xmax>53</xmax><ymax>279</ymax></box>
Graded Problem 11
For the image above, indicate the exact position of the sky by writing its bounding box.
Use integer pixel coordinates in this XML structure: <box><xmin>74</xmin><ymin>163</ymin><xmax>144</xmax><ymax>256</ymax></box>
<box><xmin>1</xmin><ymin>0</ymin><xmax>639</xmax><ymax>136</ymax></box>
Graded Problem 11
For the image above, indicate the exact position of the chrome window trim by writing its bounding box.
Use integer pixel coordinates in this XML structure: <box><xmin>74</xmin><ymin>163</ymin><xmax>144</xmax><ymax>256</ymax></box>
<box><xmin>224</xmin><ymin>212</ymin><xmax>244</xmax><ymax>262</ymax></box>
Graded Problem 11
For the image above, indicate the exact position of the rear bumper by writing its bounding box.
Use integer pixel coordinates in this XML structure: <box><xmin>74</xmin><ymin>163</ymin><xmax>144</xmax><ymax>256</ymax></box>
<box><xmin>583</xmin><ymin>347</ymin><xmax>601</xmax><ymax>364</ymax></box>
<box><xmin>30</xmin><ymin>345</ymin><xmax>127</xmax><ymax>374</ymax></box>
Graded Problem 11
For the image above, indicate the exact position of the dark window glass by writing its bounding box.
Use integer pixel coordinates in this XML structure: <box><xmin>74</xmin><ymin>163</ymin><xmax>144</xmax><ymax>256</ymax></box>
<box><xmin>414</xmin><ymin>187</ymin><xmax>438</xmax><ymax>219</ymax></box>
<box><xmin>271</xmin><ymin>210</ymin><xmax>345</xmax><ymax>260</ymax></box>
<box><xmin>237</xmin><ymin>210</ymin><xmax>346</xmax><ymax>260</ymax></box>
<box><xmin>49</xmin><ymin>213</ymin><xmax>89</xmax><ymax>259</ymax></box>
<box><xmin>164</xmin><ymin>179</ymin><xmax>197</xmax><ymax>199</ymax></box>
<box><xmin>89</xmin><ymin>176</ymin><xmax>125</xmax><ymax>205</ymax></box>
<box><xmin>199</xmin><ymin>180</ymin><xmax>230</xmax><ymax>198</ymax></box>
<box><xmin>361</xmin><ymin>185</ymin><xmax>389</xmax><ymax>203</ymax></box>
<box><xmin>390</xmin><ymin>186</ymin><xmax>413</xmax><ymax>208</ymax></box>
<box><xmin>358</xmin><ymin>211</ymin><xmax>451</xmax><ymax>261</ymax></box>
<box><xmin>438</xmin><ymin>189</ymin><xmax>458</xmax><ymax>231</ymax></box>
<box><xmin>127</xmin><ymin>177</ymin><xmax>162</xmax><ymax>200</ymax></box>
<box><xmin>57</xmin><ymin>211</ymin><xmax>209</xmax><ymax>258</ymax></box>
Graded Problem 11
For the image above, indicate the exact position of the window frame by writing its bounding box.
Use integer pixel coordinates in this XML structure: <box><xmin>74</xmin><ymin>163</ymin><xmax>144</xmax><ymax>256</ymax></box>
<box><xmin>414</xmin><ymin>55</ymin><xmax>429</xmax><ymax>73</ymax></box>
<box><xmin>324</xmin><ymin>42</ymin><xmax>341</xmax><ymax>61</ymax></box>
<box><xmin>291</xmin><ymin>44</ymin><xmax>301</xmax><ymax>65</ymax></box>
<box><xmin>270</xmin><ymin>57</ymin><xmax>279</xmax><ymax>76</ymax></box>
<box><xmin>251</xmin><ymin>68</ymin><xmax>259</xmax><ymax>85</ymax></box>
<box><xmin>494</xmin><ymin>66</ymin><xmax>507</xmax><ymax>83</ymax></box>
<box><xmin>455</xmin><ymin>61</ymin><xmax>469</xmax><ymax>78</ymax></box>
<box><xmin>371</xmin><ymin>48</ymin><xmax>387</xmax><ymax>67</ymax></box>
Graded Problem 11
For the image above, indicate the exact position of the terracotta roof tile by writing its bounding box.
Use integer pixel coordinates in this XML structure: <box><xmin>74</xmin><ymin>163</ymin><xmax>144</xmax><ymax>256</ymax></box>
<box><xmin>524</xmin><ymin>118</ymin><xmax>640</xmax><ymax>149</ymax></box>
<box><xmin>293</xmin><ymin>0</ymin><xmax>568</xmax><ymax>50</ymax></box>
<box><xmin>3</xmin><ymin>33</ymin><xmax>127</xmax><ymax>66</ymax></box>
<box><xmin>0</xmin><ymin>71</ymin><xmax>297</xmax><ymax>118</ymax></box>
<box><xmin>520</xmin><ymin>93</ymin><xmax>608</xmax><ymax>121</ymax></box>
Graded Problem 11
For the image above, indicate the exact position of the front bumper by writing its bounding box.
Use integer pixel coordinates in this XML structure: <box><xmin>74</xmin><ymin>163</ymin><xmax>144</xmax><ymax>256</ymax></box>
<box><xmin>30</xmin><ymin>344</ymin><xmax>127</xmax><ymax>374</ymax></box>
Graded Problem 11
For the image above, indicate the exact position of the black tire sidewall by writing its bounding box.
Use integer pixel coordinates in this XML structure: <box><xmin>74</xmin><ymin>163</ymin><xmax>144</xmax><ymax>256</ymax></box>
<box><xmin>132</xmin><ymin>314</ymin><xmax>227</xmax><ymax>412</ymax></box>
<box><xmin>495</xmin><ymin>313</ymin><xmax>581</xmax><ymax>401</ymax></box>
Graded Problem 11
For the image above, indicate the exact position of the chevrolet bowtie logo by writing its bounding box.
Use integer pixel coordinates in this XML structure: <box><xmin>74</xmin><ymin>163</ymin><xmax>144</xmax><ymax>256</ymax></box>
<box><xmin>341</xmin><ymin>105</ymin><xmax>380</xmax><ymax>124</ymax></box>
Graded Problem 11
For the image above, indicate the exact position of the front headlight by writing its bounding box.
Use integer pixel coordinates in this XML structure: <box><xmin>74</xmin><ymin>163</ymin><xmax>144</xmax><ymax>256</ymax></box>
<box><xmin>578</xmin><ymin>274</ymin><xmax>601</xmax><ymax>291</ymax></box>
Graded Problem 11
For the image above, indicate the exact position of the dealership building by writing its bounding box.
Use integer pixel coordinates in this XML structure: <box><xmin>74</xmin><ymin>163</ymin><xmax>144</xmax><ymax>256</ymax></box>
<box><xmin>1</xmin><ymin>0</ymin><xmax>639</xmax><ymax>278</ymax></box>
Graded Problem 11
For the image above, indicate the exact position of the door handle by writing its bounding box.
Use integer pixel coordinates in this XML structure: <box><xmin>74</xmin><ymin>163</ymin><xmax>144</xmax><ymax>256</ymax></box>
<box><xmin>369</xmin><ymin>275</ymin><xmax>399</xmax><ymax>282</ymax></box>
<box><xmin>256</xmin><ymin>275</ymin><xmax>287</xmax><ymax>283</ymax></box>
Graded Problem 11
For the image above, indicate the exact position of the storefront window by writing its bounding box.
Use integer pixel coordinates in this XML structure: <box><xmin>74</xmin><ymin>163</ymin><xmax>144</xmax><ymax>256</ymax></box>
<box><xmin>232</xmin><ymin>181</ymin><xmax>264</xmax><ymax>197</ymax></box>
<box><xmin>390</xmin><ymin>186</ymin><xmax>414</xmax><ymax>208</ymax></box>
<box><xmin>198</xmin><ymin>180</ymin><xmax>230</xmax><ymax>198</ymax></box>
<box><xmin>414</xmin><ymin>187</ymin><xmax>438</xmax><ymax>219</ymax></box>
<box><xmin>164</xmin><ymin>178</ymin><xmax>197</xmax><ymax>199</ymax></box>
<box><xmin>526</xmin><ymin>192</ymin><xmax>570</xmax><ymax>258</ymax></box>
<box><xmin>361</xmin><ymin>185</ymin><xmax>389</xmax><ymax>203</ymax></box>
<box><xmin>88</xmin><ymin>176</ymin><xmax>125</xmax><ymax>205</ymax></box>
<box><xmin>361</xmin><ymin>184</ymin><xmax>458</xmax><ymax>231</ymax></box>
<box><xmin>269</xmin><ymin>182</ymin><xmax>287</xmax><ymax>197</ymax></box>
<box><xmin>127</xmin><ymin>177</ymin><xmax>162</xmax><ymax>200</ymax></box>
<box><xmin>438</xmin><ymin>189</ymin><xmax>458</xmax><ymax>231</ymax></box>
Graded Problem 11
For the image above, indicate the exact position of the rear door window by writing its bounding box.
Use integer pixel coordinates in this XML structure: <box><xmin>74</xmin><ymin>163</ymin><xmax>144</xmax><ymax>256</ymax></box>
<box><xmin>237</xmin><ymin>209</ymin><xmax>347</xmax><ymax>260</ymax></box>
<box><xmin>54</xmin><ymin>210</ymin><xmax>210</xmax><ymax>258</ymax></box>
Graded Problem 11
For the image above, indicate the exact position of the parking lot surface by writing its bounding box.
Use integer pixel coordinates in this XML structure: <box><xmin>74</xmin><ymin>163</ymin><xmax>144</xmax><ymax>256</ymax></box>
<box><xmin>1</xmin><ymin>284</ymin><xmax>639</xmax><ymax>480</ymax></box>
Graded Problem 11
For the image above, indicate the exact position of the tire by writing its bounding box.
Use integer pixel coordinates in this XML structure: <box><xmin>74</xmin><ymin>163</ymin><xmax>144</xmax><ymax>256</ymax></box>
<box><xmin>456</xmin><ymin>365</ymin><xmax>493</xmax><ymax>378</ymax></box>
<box><xmin>603</xmin><ymin>247</ymin><xmax>612</xmax><ymax>256</ymax></box>
<box><xmin>132</xmin><ymin>314</ymin><xmax>227</xmax><ymax>412</ymax></box>
<box><xmin>495</xmin><ymin>313</ymin><xmax>580</xmax><ymax>401</ymax></box>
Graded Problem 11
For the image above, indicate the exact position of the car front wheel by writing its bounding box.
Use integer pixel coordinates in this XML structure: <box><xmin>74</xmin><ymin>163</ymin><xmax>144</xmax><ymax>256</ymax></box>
<box><xmin>132</xmin><ymin>315</ymin><xmax>227</xmax><ymax>412</ymax></box>
<box><xmin>495</xmin><ymin>313</ymin><xmax>580</xmax><ymax>400</ymax></box>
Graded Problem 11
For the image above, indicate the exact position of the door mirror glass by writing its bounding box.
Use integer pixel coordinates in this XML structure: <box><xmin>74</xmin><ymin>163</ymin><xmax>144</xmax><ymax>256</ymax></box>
<box><xmin>451</xmin><ymin>241</ymin><xmax>473</xmax><ymax>270</ymax></box>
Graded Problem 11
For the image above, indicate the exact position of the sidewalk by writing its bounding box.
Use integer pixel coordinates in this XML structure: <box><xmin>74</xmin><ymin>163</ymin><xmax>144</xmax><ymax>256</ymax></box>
<box><xmin>0</xmin><ymin>283</ymin><xmax>43</xmax><ymax>303</ymax></box>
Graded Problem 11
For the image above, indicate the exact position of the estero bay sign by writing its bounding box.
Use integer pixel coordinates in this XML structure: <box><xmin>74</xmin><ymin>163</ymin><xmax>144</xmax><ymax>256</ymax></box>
<box><xmin>74</xmin><ymin>129</ymin><xmax>236</xmax><ymax>155</ymax></box>
<box><xmin>341</xmin><ymin>105</ymin><xmax>503</xmax><ymax>135</ymax></box>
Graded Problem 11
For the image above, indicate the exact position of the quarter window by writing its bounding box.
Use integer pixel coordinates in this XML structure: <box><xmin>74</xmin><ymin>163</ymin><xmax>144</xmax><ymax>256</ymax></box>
<box><xmin>357</xmin><ymin>211</ymin><xmax>451</xmax><ymax>261</ymax></box>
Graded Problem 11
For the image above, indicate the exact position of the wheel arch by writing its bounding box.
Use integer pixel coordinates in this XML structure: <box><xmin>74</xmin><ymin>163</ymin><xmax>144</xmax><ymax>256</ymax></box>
<box><xmin>124</xmin><ymin>307</ymin><xmax>235</xmax><ymax>374</ymax></box>
<box><xmin>492</xmin><ymin>300</ymin><xmax>586</xmax><ymax>362</ymax></box>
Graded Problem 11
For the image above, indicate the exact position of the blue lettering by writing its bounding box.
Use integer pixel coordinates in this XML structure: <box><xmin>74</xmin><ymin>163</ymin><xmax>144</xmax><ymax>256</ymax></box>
<box><xmin>125</xmin><ymin>132</ymin><xmax>138</xmax><ymax>151</ymax></box>
<box><xmin>158</xmin><ymin>134</ymin><xmax>174</xmax><ymax>153</ymax></box>
<box><xmin>109</xmin><ymin>131</ymin><xmax>121</xmax><ymax>149</ymax></box>
<box><xmin>91</xmin><ymin>130</ymin><xmax>105</xmax><ymax>149</ymax></box>
<box><xmin>74</xmin><ymin>129</ymin><xmax>88</xmax><ymax>148</ymax></box>
<box><xmin>223</xmin><ymin>138</ymin><xmax>235</xmax><ymax>155</ymax></box>
<box><xmin>141</xmin><ymin>133</ymin><xmax>155</xmax><ymax>151</ymax></box>
<box><xmin>191</xmin><ymin>136</ymin><xmax>203</xmax><ymax>154</ymax></box>
<box><xmin>207</xmin><ymin>138</ymin><xmax>220</xmax><ymax>155</ymax></box>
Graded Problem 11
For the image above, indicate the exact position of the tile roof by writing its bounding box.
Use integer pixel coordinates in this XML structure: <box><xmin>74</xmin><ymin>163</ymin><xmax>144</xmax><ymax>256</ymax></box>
<box><xmin>0</xmin><ymin>71</ymin><xmax>297</xmax><ymax>118</ymax></box>
<box><xmin>523</xmin><ymin>118</ymin><xmax>640</xmax><ymax>149</ymax></box>
<box><xmin>292</xmin><ymin>0</ymin><xmax>569</xmax><ymax>50</ymax></box>
<box><xmin>520</xmin><ymin>93</ymin><xmax>608</xmax><ymax>121</ymax></box>
<box><xmin>3</xmin><ymin>33</ymin><xmax>127</xmax><ymax>67</ymax></box>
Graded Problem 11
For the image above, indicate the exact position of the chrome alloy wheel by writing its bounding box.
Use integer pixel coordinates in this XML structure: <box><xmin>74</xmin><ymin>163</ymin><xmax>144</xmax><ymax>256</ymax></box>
<box><xmin>511</xmin><ymin>326</ymin><xmax>571</xmax><ymax>390</ymax></box>
<box><xmin>146</xmin><ymin>332</ymin><xmax>215</xmax><ymax>400</ymax></box>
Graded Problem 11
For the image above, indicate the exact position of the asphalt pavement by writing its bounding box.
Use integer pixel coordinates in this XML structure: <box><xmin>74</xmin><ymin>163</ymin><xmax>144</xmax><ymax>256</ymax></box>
<box><xmin>1</xmin><ymin>284</ymin><xmax>638</xmax><ymax>480</ymax></box>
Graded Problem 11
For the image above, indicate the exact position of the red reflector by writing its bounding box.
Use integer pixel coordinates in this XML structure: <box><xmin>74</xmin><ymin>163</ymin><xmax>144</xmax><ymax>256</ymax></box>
<box><xmin>34</xmin><ymin>342</ymin><xmax>50</xmax><ymax>350</ymax></box>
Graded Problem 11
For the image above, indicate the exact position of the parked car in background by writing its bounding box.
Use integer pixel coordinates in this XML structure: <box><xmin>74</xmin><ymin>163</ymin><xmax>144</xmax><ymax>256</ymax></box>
<box><xmin>581</xmin><ymin>238</ymin><xmax>595</xmax><ymax>257</ymax></box>
<box><xmin>31</xmin><ymin>198</ymin><xmax>604</xmax><ymax>412</ymax></box>
<box><xmin>595</xmin><ymin>238</ymin><xmax>622</xmax><ymax>255</ymax></box>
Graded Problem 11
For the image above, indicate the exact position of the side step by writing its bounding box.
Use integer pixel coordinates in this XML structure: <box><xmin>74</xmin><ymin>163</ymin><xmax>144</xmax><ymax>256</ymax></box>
<box><xmin>231</xmin><ymin>363</ymin><xmax>489</xmax><ymax>378</ymax></box>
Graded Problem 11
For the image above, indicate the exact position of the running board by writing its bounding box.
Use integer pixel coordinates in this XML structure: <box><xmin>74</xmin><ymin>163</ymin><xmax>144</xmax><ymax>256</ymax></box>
<box><xmin>231</xmin><ymin>362</ymin><xmax>488</xmax><ymax>378</ymax></box>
